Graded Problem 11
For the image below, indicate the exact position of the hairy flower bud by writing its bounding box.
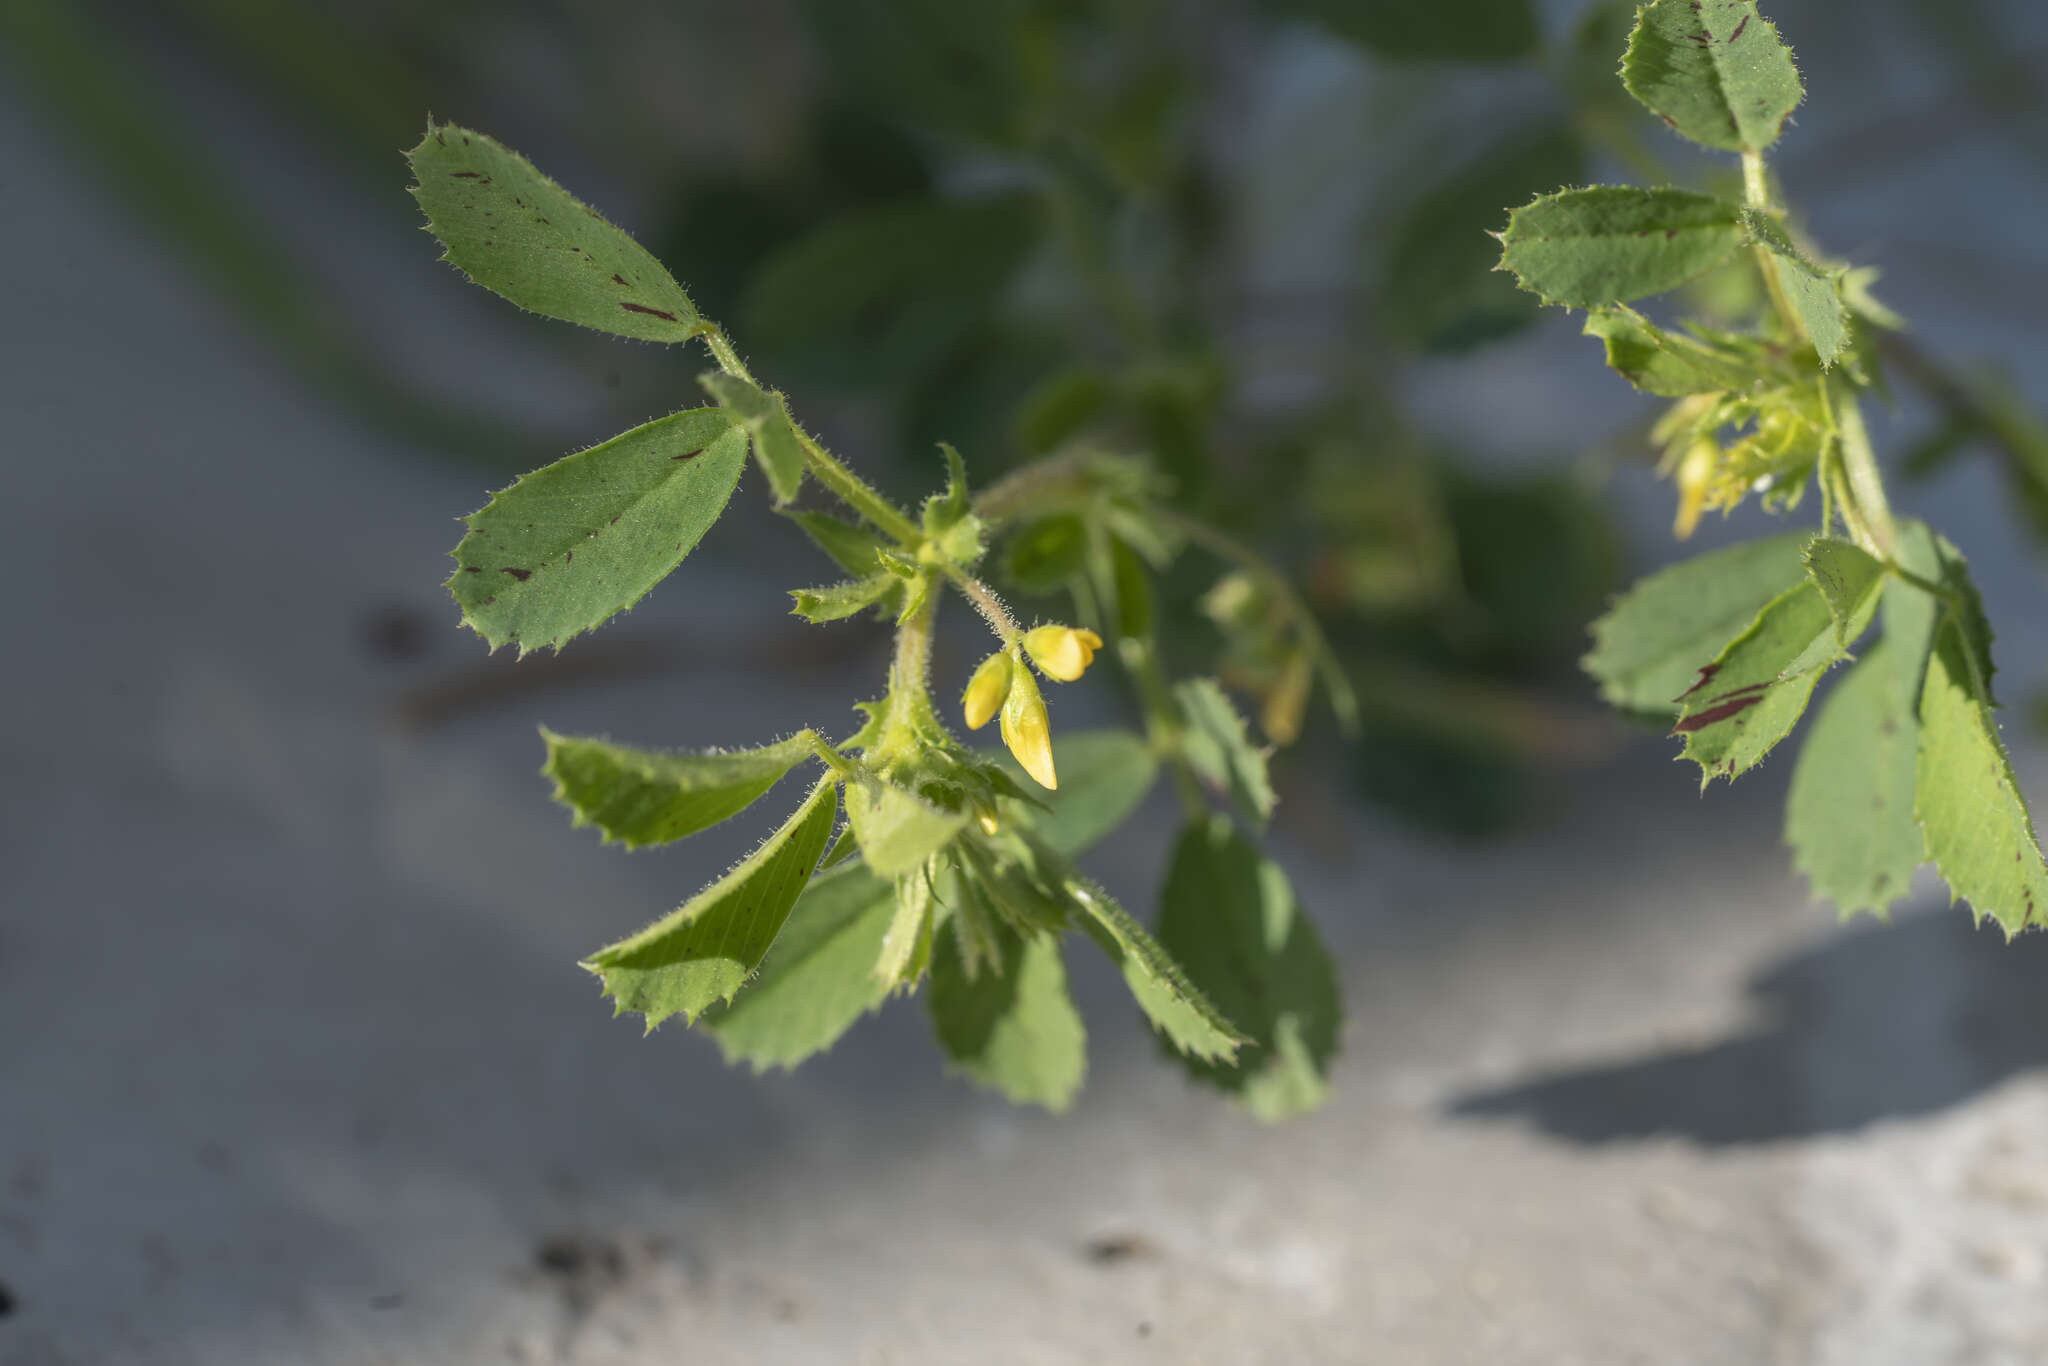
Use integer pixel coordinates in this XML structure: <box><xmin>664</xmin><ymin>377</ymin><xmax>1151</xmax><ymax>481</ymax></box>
<box><xmin>1000</xmin><ymin>663</ymin><xmax>1057</xmax><ymax>790</ymax></box>
<box><xmin>961</xmin><ymin>651</ymin><xmax>1013</xmax><ymax>730</ymax></box>
<box><xmin>1022</xmin><ymin>624</ymin><xmax>1103</xmax><ymax>683</ymax></box>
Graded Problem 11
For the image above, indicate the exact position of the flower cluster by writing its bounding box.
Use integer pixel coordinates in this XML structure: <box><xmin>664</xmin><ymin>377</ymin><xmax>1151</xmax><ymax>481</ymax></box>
<box><xmin>961</xmin><ymin>625</ymin><xmax>1103</xmax><ymax>789</ymax></box>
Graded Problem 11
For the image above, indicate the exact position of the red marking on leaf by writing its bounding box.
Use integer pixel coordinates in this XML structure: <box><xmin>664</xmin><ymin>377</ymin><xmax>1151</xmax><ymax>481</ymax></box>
<box><xmin>502</xmin><ymin>567</ymin><xmax>532</xmax><ymax>582</ymax></box>
<box><xmin>1678</xmin><ymin>663</ymin><xmax>1720</xmax><ymax>699</ymax></box>
<box><xmin>612</xmin><ymin>274</ymin><xmax>628</xmax><ymax>285</ymax></box>
<box><xmin>620</xmin><ymin>302</ymin><xmax>679</xmax><ymax>322</ymax></box>
<box><xmin>451</xmin><ymin>172</ymin><xmax>485</xmax><ymax>180</ymax></box>
<box><xmin>670</xmin><ymin>446</ymin><xmax>707</xmax><ymax>462</ymax></box>
<box><xmin>1729</xmin><ymin>14</ymin><xmax>1749</xmax><ymax>40</ymax></box>
<box><xmin>1671</xmin><ymin>691</ymin><xmax>1766</xmax><ymax>733</ymax></box>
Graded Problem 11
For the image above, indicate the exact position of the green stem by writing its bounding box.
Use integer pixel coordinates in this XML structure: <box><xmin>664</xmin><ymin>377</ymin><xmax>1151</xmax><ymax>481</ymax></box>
<box><xmin>877</xmin><ymin>583</ymin><xmax>942</xmax><ymax>759</ymax></box>
<box><xmin>792</xmin><ymin>428</ymin><xmax>924</xmax><ymax>548</ymax></box>
<box><xmin>1153</xmin><ymin>506</ymin><xmax>1361</xmax><ymax>736</ymax></box>
<box><xmin>696</xmin><ymin>324</ymin><xmax>755</xmax><ymax>385</ymax></box>
<box><xmin>970</xmin><ymin>448</ymin><xmax>1097</xmax><ymax>527</ymax></box>
<box><xmin>1740</xmin><ymin>151</ymin><xmax>1809</xmax><ymax>350</ymax></box>
<box><xmin>939</xmin><ymin>564</ymin><xmax>1021</xmax><ymax>645</ymax></box>
<box><xmin>807</xmin><ymin>731</ymin><xmax>861</xmax><ymax>782</ymax></box>
<box><xmin>695</xmin><ymin>319</ymin><xmax>923</xmax><ymax>548</ymax></box>
<box><xmin>1831</xmin><ymin>380</ymin><xmax>1898</xmax><ymax>559</ymax></box>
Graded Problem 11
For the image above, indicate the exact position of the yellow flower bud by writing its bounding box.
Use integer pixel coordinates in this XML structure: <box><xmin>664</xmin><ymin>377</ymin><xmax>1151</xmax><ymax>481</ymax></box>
<box><xmin>1000</xmin><ymin>663</ymin><xmax>1057</xmax><ymax>790</ymax></box>
<box><xmin>1673</xmin><ymin>436</ymin><xmax>1717</xmax><ymax>540</ymax></box>
<box><xmin>1022</xmin><ymin>624</ymin><xmax>1103</xmax><ymax>683</ymax></box>
<box><xmin>961</xmin><ymin>651</ymin><xmax>1012</xmax><ymax>731</ymax></box>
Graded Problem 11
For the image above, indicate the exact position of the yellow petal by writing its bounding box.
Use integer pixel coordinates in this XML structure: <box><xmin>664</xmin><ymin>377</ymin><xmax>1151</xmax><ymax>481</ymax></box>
<box><xmin>1022</xmin><ymin>624</ymin><xmax>1102</xmax><ymax>683</ymax></box>
<box><xmin>961</xmin><ymin>651</ymin><xmax>1012</xmax><ymax>730</ymax></box>
<box><xmin>1672</xmin><ymin>437</ymin><xmax>1716</xmax><ymax>541</ymax></box>
<box><xmin>1000</xmin><ymin>665</ymin><xmax>1057</xmax><ymax>789</ymax></box>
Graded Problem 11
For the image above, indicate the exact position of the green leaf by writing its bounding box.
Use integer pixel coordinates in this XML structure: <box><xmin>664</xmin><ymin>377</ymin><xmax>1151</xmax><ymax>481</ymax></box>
<box><xmin>449</xmin><ymin>409</ymin><xmax>746</xmax><ymax>654</ymax></box>
<box><xmin>541</xmin><ymin>728</ymin><xmax>817</xmax><ymax>850</ymax></box>
<box><xmin>1742</xmin><ymin>209</ymin><xmax>1846</xmax><ymax>367</ymax></box>
<box><xmin>1003</xmin><ymin>730</ymin><xmax>1160</xmax><ymax>857</ymax></box>
<box><xmin>1584</xmin><ymin>530</ymin><xmax>1810</xmax><ymax>713</ymax></box>
<box><xmin>790</xmin><ymin>575</ymin><xmax>897</xmax><ymax>623</ymax></box>
<box><xmin>1497</xmin><ymin>187</ymin><xmax>1745</xmax><ymax>309</ymax></box>
<box><xmin>701</xmin><ymin>372</ymin><xmax>807</xmax><ymax>505</ymax></box>
<box><xmin>1156</xmin><ymin>818</ymin><xmax>1340</xmax><ymax>1120</ymax></box>
<box><xmin>700</xmin><ymin>865</ymin><xmax>895</xmax><ymax>1069</ymax></box>
<box><xmin>1381</xmin><ymin>124</ymin><xmax>1586</xmax><ymax>352</ymax></box>
<box><xmin>1673</xmin><ymin>539</ymin><xmax>1880</xmax><ymax>782</ymax></box>
<box><xmin>1917</xmin><ymin>616</ymin><xmax>2048</xmax><ymax>936</ymax></box>
<box><xmin>928</xmin><ymin>925</ymin><xmax>1086</xmax><ymax>1111</ymax></box>
<box><xmin>407</xmin><ymin>123</ymin><xmax>699</xmax><ymax>341</ymax></box>
<box><xmin>1802</xmin><ymin>537</ymin><xmax>1885</xmax><ymax>644</ymax></box>
<box><xmin>1622</xmin><ymin>0</ymin><xmax>1803</xmax><ymax>154</ymax></box>
<box><xmin>844</xmin><ymin>780</ymin><xmax>967</xmax><ymax>878</ymax></box>
<box><xmin>1002</xmin><ymin>515</ymin><xmax>1090</xmax><ymax>594</ymax></box>
<box><xmin>1069</xmin><ymin>876</ymin><xmax>1248</xmax><ymax>1063</ymax></box>
<box><xmin>1264</xmin><ymin>0</ymin><xmax>1539</xmax><ymax>61</ymax></box>
<box><xmin>1584</xmin><ymin>306</ymin><xmax>1761</xmax><ymax>396</ymax></box>
<box><xmin>1174</xmin><ymin>679</ymin><xmax>1277</xmax><ymax>829</ymax></box>
<box><xmin>874</xmin><ymin>872</ymin><xmax>935</xmax><ymax>992</ymax></box>
<box><xmin>739</xmin><ymin>194</ymin><xmax>1039</xmax><ymax>389</ymax></box>
<box><xmin>787</xmin><ymin>511</ymin><xmax>889</xmax><ymax>577</ymax></box>
<box><xmin>585</xmin><ymin>778</ymin><xmax>839</xmax><ymax>1028</ymax></box>
<box><xmin>1785</xmin><ymin>640</ymin><xmax>1923</xmax><ymax>919</ymax></box>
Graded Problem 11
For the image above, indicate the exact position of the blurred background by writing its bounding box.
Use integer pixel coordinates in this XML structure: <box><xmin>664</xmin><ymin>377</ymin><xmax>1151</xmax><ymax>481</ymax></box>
<box><xmin>8</xmin><ymin>0</ymin><xmax>2048</xmax><ymax>1360</ymax></box>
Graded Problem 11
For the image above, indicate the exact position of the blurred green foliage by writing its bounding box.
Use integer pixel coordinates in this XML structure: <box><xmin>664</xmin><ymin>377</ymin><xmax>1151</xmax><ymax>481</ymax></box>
<box><xmin>18</xmin><ymin>0</ymin><xmax>2048</xmax><ymax>832</ymax></box>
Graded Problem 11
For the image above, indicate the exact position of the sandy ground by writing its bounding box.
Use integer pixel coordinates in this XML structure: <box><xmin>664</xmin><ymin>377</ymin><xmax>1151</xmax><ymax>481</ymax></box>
<box><xmin>11</xmin><ymin>7</ymin><xmax>2048</xmax><ymax>1361</ymax></box>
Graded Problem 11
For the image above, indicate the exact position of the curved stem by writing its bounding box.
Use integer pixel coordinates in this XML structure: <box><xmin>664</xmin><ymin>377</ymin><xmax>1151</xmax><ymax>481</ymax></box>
<box><xmin>791</xmin><ymin>428</ymin><xmax>924</xmax><ymax>548</ymax></box>
<box><xmin>1152</xmin><ymin>506</ymin><xmax>1361</xmax><ymax>736</ymax></box>
<box><xmin>939</xmin><ymin>564</ymin><xmax>1021</xmax><ymax>645</ymax></box>
<box><xmin>694</xmin><ymin>320</ymin><xmax>922</xmax><ymax>548</ymax></box>
<box><xmin>1831</xmin><ymin>380</ymin><xmax>1898</xmax><ymax>559</ymax></box>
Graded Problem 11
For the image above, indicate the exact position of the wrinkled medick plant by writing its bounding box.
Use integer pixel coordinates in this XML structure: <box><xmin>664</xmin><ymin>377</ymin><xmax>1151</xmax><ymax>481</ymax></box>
<box><xmin>410</xmin><ymin>124</ymin><xmax>1353</xmax><ymax>1116</ymax></box>
<box><xmin>1503</xmin><ymin>0</ymin><xmax>2048</xmax><ymax>931</ymax></box>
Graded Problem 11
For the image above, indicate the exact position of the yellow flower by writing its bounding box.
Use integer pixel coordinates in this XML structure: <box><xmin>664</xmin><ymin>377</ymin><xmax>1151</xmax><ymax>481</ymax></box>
<box><xmin>961</xmin><ymin>651</ymin><xmax>1012</xmax><ymax>731</ymax></box>
<box><xmin>1000</xmin><ymin>662</ymin><xmax>1057</xmax><ymax>790</ymax></box>
<box><xmin>1672</xmin><ymin>436</ymin><xmax>1717</xmax><ymax>540</ymax></box>
<box><xmin>1022</xmin><ymin>624</ymin><xmax>1103</xmax><ymax>683</ymax></box>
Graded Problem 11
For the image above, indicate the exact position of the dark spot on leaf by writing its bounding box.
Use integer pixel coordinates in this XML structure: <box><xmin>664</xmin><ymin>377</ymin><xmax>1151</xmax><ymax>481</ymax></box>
<box><xmin>612</xmin><ymin>274</ymin><xmax>627</xmax><ymax>285</ymax></box>
<box><xmin>564</xmin><ymin>550</ymin><xmax>572</xmax><ymax>563</ymax></box>
<box><xmin>1672</xmin><ymin>692</ymin><xmax>1767</xmax><ymax>733</ymax></box>
<box><xmin>1729</xmin><ymin>14</ymin><xmax>1748</xmax><ymax>40</ymax></box>
<box><xmin>1666</xmin><ymin>229</ymin><xmax>1678</xmax><ymax>240</ymax></box>
<box><xmin>502</xmin><ymin>567</ymin><xmax>532</xmax><ymax>582</ymax></box>
<box><xmin>450</xmin><ymin>172</ymin><xmax>484</xmax><ymax>180</ymax></box>
<box><xmin>1678</xmin><ymin>664</ymin><xmax>1720</xmax><ymax>700</ymax></box>
<box><xmin>462</xmin><ymin>566</ymin><xmax>482</xmax><ymax>573</ymax></box>
<box><xmin>620</xmin><ymin>302</ymin><xmax>679</xmax><ymax>322</ymax></box>
<box><xmin>670</xmin><ymin>446</ymin><xmax>708</xmax><ymax>462</ymax></box>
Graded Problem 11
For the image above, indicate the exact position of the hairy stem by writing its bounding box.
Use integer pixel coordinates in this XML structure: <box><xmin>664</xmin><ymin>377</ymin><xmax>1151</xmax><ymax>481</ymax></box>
<box><xmin>940</xmin><ymin>565</ymin><xmax>1021</xmax><ymax>645</ymax></box>
<box><xmin>1741</xmin><ymin>150</ymin><xmax>1810</xmax><ymax>350</ymax></box>
<box><xmin>1831</xmin><ymin>379</ymin><xmax>1898</xmax><ymax>559</ymax></box>
<box><xmin>792</xmin><ymin>429</ymin><xmax>924</xmax><ymax>548</ymax></box>
<box><xmin>696</xmin><ymin>320</ymin><xmax>923</xmax><ymax>548</ymax></box>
